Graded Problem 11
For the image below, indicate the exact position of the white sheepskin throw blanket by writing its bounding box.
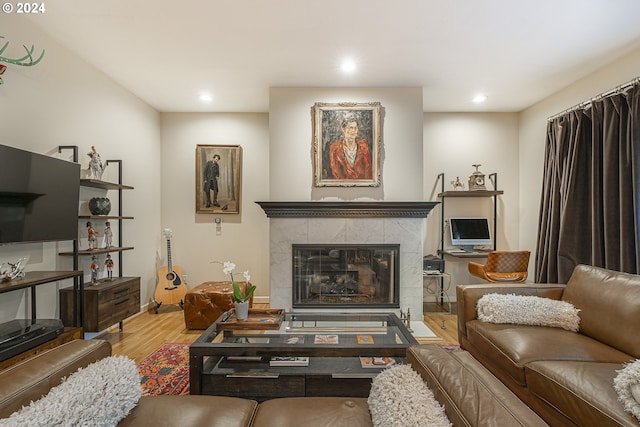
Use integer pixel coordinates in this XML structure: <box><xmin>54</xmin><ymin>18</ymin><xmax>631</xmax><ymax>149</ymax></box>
<box><xmin>476</xmin><ymin>293</ymin><xmax>580</xmax><ymax>332</ymax></box>
<box><xmin>368</xmin><ymin>364</ymin><xmax>451</xmax><ymax>427</ymax></box>
<box><xmin>0</xmin><ymin>355</ymin><xmax>140</xmax><ymax>427</ymax></box>
<box><xmin>613</xmin><ymin>359</ymin><xmax>640</xmax><ymax>421</ymax></box>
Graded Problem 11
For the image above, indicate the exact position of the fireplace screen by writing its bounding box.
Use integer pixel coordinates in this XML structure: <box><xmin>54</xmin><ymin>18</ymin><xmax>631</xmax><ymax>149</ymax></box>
<box><xmin>292</xmin><ymin>244</ymin><xmax>400</xmax><ymax>308</ymax></box>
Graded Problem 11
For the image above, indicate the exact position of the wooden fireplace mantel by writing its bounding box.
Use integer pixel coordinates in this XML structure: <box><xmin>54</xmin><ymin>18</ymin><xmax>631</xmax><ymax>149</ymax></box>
<box><xmin>255</xmin><ymin>201</ymin><xmax>439</xmax><ymax>218</ymax></box>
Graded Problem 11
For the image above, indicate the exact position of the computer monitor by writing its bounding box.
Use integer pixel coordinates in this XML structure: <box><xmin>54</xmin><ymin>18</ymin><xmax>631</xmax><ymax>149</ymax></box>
<box><xmin>448</xmin><ymin>218</ymin><xmax>492</xmax><ymax>252</ymax></box>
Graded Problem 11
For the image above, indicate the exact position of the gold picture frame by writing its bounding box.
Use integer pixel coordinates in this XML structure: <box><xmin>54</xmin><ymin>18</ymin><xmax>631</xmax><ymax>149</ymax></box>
<box><xmin>195</xmin><ymin>144</ymin><xmax>241</xmax><ymax>214</ymax></box>
<box><xmin>312</xmin><ymin>102</ymin><xmax>382</xmax><ymax>187</ymax></box>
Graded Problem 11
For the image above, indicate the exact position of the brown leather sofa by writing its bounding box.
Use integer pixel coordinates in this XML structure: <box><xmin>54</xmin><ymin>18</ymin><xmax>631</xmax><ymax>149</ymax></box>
<box><xmin>0</xmin><ymin>337</ymin><xmax>548</xmax><ymax>426</ymax></box>
<box><xmin>0</xmin><ymin>339</ymin><xmax>371</xmax><ymax>427</ymax></box>
<box><xmin>457</xmin><ymin>264</ymin><xmax>640</xmax><ymax>427</ymax></box>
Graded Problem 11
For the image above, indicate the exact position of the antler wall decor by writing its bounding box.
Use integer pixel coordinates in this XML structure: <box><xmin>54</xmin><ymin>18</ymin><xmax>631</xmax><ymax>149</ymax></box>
<box><xmin>0</xmin><ymin>36</ymin><xmax>45</xmax><ymax>85</ymax></box>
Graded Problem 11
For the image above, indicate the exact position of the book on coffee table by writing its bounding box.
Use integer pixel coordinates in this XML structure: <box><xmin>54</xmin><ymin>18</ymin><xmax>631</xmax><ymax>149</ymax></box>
<box><xmin>357</xmin><ymin>334</ymin><xmax>374</xmax><ymax>344</ymax></box>
<box><xmin>359</xmin><ymin>356</ymin><xmax>396</xmax><ymax>368</ymax></box>
<box><xmin>269</xmin><ymin>356</ymin><xmax>310</xmax><ymax>366</ymax></box>
<box><xmin>314</xmin><ymin>334</ymin><xmax>339</xmax><ymax>344</ymax></box>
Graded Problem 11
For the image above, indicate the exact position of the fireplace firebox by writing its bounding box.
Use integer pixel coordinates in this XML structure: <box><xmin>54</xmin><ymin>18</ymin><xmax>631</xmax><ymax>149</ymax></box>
<box><xmin>292</xmin><ymin>244</ymin><xmax>400</xmax><ymax>309</ymax></box>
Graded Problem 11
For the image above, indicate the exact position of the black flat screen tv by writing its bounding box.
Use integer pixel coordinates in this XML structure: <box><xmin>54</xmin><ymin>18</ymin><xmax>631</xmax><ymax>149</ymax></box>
<box><xmin>0</xmin><ymin>144</ymin><xmax>80</xmax><ymax>244</ymax></box>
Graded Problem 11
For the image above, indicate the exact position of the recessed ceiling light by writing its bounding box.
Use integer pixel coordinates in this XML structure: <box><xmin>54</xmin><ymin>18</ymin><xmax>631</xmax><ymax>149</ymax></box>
<box><xmin>472</xmin><ymin>94</ymin><xmax>488</xmax><ymax>103</ymax></box>
<box><xmin>199</xmin><ymin>93</ymin><xmax>213</xmax><ymax>102</ymax></box>
<box><xmin>340</xmin><ymin>59</ymin><xmax>356</xmax><ymax>73</ymax></box>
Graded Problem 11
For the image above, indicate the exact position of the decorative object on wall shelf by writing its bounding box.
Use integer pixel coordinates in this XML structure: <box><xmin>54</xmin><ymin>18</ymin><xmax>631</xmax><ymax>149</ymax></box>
<box><xmin>0</xmin><ymin>36</ymin><xmax>45</xmax><ymax>85</ymax></box>
<box><xmin>0</xmin><ymin>257</ymin><xmax>27</xmax><ymax>282</ymax></box>
<box><xmin>195</xmin><ymin>145</ymin><xmax>242</xmax><ymax>214</ymax></box>
<box><xmin>86</xmin><ymin>221</ymin><xmax>98</xmax><ymax>250</ymax></box>
<box><xmin>86</xmin><ymin>146</ymin><xmax>106</xmax><ymax>180</ymax></box>
<box><xmin>451</xmin><ymin>176</ymin><xmax>465</xmax><ymax>191</ymax></box>
<box><xmin>88</xmin><ymin>197</ymin><xmax>111</xmax><ymax>215</ymax></box>
<box><xmin>312</xmin><ymin>101</ymin><xmax>382</xmax><ymax>187</ymax></box>
<box><xmin>468</xmin><ymin>164</ymin><xmax>487</xmax><ymax>191</ymax></box>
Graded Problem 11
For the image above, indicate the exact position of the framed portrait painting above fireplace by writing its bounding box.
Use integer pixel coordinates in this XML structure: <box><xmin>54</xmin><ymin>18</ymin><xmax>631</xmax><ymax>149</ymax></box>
<box><xmin>195</xmin><ymin>144</ymin><xmax>241</xmax><ymax>214</ymax></box>
<box><xmin>311</xmin><ymin>102</ymin><xmax>382</xmax><ymax>187</ymax></box>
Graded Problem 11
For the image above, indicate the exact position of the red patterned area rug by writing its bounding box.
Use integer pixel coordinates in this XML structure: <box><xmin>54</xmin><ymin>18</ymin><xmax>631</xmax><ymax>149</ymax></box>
<box><xmin>138</xmin><ymin>343</ymin><xmax>190</xmax><ymax>396</ymax></box>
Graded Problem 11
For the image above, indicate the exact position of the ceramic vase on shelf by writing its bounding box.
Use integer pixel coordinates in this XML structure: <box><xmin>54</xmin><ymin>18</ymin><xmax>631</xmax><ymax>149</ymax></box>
<box><xmin>234</xmin><ymin>301</ymin><xmax>249</xmax><ymax>320</ymax></box>
<box><xmin>88</xmin><ymin>197</ymin><xmax>111</xmax><ymax>215</ymax></box>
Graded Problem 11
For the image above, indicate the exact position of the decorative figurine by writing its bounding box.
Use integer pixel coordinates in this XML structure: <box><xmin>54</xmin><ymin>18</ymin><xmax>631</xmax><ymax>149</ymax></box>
<box><xmin>90</xmin><ymin>255</ymin><xmax>99</xmax><ymax>284</ymax></box>
<box><xmin>103</xmin><ymin>221</ymin><xmax>113</xmax><ymax>248</ymax></box>
<box><xmin>86</xmin><ymin>221</ymin><xmax>98</xmax><ymax>250</ymax></box>
<box><xmin>104</xmin><ymin>254</ymin><xmax>114</xmax><ymax>280</ymax></box>
<box><xmin>87</xmin><ymin>145</ymin><xmax>106</xmax><ymax>180</ymax></box>
<box><xmin>451</xmin><ymin>176</ymin><xmax>465</xmax><ymax>191</ymax></box>
<box><xmin>0</xmin><ymin>258</ymin><xmax>27</xmax><ymax>282</ymax></box>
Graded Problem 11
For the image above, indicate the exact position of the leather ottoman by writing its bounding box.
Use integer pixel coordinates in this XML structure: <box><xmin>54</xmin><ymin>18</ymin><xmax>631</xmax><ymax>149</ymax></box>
<box><xmin>183</xmin><ymin>281</ymin><xmax>253</xmax><ymax>329</ymax></box>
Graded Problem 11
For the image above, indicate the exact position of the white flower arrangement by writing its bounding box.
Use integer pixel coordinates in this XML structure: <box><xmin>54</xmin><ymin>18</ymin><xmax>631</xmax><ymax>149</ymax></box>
<box><xmin>212</xmin><ymin>260</ymin><xmax>255</xmax><ymax>303</ymax></box>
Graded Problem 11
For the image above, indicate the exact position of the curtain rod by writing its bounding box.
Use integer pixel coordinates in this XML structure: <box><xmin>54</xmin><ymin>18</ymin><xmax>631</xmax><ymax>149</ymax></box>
<box><xmin>547</xmin><ymin>76</ymin><xmax>640</xmax><ymax>121</ymax></box>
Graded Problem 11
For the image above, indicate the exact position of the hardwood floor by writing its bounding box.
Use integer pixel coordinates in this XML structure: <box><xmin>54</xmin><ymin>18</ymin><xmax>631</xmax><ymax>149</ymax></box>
<box><xmin>103</xmin><ymin>304</ymin><xmax>459</xmax><ymax>363</ymax></box>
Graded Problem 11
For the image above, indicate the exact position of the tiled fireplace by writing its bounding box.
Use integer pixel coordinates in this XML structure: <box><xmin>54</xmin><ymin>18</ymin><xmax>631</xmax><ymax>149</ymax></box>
<box><xmin>257</xmin><ymin>202</ymin><xmax>438</xmax><ymax>318</ymax></box>
<box><xmin>292</xmin><ymin>243</ymin><xmax>400</xmax><ymax>308</ymax></box>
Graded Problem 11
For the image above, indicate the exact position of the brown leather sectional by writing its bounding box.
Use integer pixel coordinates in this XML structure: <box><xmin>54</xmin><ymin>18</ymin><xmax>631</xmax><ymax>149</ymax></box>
<box><xmin>0</xmin><ymin>339</ymin><xmax>372</xmax><ymax>427</ymax></box>
<box><xmin>0</xmin><ymin>336</ymin><xmax>547</xmax><ymax>426</ymax></box>
<box><xmin>457</xmin><ymin>264</ymin><xmax>640</xmax><ymax>426</ymax></box>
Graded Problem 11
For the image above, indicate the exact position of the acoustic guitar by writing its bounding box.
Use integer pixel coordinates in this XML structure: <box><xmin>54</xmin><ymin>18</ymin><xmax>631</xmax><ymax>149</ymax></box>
<box><xmin>154</xmin><ymin>228</ymin><xmax>187</xmax><ymax>313</ymax></box>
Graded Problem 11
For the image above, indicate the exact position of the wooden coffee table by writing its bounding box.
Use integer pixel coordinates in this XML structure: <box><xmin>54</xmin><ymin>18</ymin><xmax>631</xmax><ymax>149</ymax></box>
<box><xmin>189</xmin><ymin>311</ymin><xmax>418</xmax><ymax>401</ymax></box>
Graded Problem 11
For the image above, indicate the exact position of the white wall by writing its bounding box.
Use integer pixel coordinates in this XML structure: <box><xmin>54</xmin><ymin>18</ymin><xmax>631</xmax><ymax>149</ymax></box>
<box><xmin>159</xmin><ymin>113</ymin><xmax>270</xmax><ymax>300</ymax></box>
<box><xmin>269</xmin><ymin>88</ymin><xmax>424</xmax><ymax>201</ymax></box>
<box><xmin>0</xmin><ymin>19</ymin><xmax>161</xmax><ymax>323</ymax></box>
<box><xmin>423</xmin><ymin>113</ymin><xmax>520</xmax><ymax>298</ymax></box>
<box><xmin>518</xmin><ymin>45</ymin><xmax>640</xmax><ymax>275</ymax></box>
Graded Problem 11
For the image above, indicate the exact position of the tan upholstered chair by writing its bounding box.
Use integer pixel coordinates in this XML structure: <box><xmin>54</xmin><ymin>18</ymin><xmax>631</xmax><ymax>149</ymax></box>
<box><xmin>468</xmin><ymin>250</ymin><xmax>530</xmax><ymax>283</ymax></box>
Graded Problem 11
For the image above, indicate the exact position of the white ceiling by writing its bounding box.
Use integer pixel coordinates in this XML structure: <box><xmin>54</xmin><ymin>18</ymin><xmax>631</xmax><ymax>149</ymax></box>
<box><xmin>23</xmin><ymin>0</ymin><xmax>640</xmax><ymax>113</ymax></box>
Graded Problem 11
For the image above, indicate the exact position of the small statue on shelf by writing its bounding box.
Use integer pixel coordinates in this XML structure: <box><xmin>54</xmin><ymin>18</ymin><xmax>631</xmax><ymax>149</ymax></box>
<box><xmin>86</xmin><ymin>221</ymin><xmax>98</xmax><ymax>250</ymax></box>
<box><xmin>451</xmin><ymin>176</ymin><xmax>465</xmax><ymax>191</ymax></box>
<box><xmin>103</xmin><ymin>221</ymin><xmax>113</xmax><ymax>248</ymax></box>
<box><xmin>104</xmin><ymin>253</ymin><xmax>114</xmax><ymax>280</ymax></box>
<box><xmin>0</xmin><ymin>258</ymin><xmax>27</xmax><ymax>282</ymax></box>
<box><xmin>90</xmin><ymin>255</ymin><xmax>99</xmax><ymax>284</ymax></box>
<box><xmin>87</xmin><ymin>145</ymin><xmax>106</xmax><ymax>180</ymax></box>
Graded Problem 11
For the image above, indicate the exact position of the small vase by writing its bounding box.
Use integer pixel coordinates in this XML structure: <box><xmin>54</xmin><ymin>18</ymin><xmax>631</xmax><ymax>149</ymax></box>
<box><xmin>88</xmin><ymin>197</ymin><xmax>111</xmax><ymax>215</ymax></box>
<box><xmin>234</xmin><ymin>301</ymin><xmax>249</xmax><ymax>320</ymax></box>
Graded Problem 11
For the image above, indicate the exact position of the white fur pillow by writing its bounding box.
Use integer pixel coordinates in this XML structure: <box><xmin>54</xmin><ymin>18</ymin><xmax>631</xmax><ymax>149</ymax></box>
<box><xmin>613</xmin><ymin>359</ymin><xmax>640</xmax><ymax>421</ymax></box>
<box><xmin>0</xmin><ymin>355</ymin><xmax>141</xmax><ymax>427</ymax></box>
<box><xmin>477</xmin><ymin>293</ymin><xmax>580</xmax><ymax>332</ymax></box>
<box><xmin>368</xmin><ymin>364</ymin><xmax>451</xmax><ymax>427</ymax></box>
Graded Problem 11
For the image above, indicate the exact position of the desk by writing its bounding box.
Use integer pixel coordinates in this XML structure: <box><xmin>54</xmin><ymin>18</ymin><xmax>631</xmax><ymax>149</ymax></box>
<box><xmin>423</xmin><ymin>271</ymin><xmax>452</xmax><ymax>313</ymax></box>
<box><xmin>441</xmin><ymin>249</ymin><xmax>490</xmax><ymax>258</ymax></box>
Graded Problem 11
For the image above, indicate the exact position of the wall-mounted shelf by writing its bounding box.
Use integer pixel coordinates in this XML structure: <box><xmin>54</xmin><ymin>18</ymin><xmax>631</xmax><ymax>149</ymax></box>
<box><xmin>437</xmin><ymin>190</ymin><xmax>503</xmax><ymax>198</ymax></box>
<box><xmin>79</xmin><ymin>179</ymin><xmax>133</xmax><ymax>190</ymax></box>
<box><xmin>59</xmin><ymin>247</ymin><xmax>134</xmax><ymax>256</ymax></box>
<box><xmin>78</xmin><ymin>215</ymin><xmax>134</xmax><ymax>220</ymax></box>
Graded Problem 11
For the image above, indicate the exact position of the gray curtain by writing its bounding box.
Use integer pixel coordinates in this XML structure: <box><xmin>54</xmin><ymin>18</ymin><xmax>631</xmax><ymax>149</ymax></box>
<box><xmin>535</xmin><ymin>84</ymin><xmax>640</xmax><ymax>283</ymax></box>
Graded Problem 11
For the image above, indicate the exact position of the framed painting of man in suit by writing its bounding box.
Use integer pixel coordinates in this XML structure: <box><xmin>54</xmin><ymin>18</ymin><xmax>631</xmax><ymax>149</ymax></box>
<box><xmin>195</xmin><ymin>144</ymin><xmax>241</xmax><ymax>214</ymax></box>
<box><xmin>312</xmin><ymin>102</ymin><xmax>382</xmax><ymax>187</ymax></box>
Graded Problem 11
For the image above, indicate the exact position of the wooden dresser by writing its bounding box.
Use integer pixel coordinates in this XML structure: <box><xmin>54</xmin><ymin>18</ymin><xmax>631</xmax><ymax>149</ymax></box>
<box><xmin>60</xmin><ymin>277</ymin><xmax>140</xmax><ymax>332</ymax></box>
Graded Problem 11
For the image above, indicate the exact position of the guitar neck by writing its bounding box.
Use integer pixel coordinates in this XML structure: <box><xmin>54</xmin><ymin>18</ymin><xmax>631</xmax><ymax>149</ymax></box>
<box><xmin>167</xmin><ymin>239</ymin><xmax>173</xmax><ymax>270</ymax></box>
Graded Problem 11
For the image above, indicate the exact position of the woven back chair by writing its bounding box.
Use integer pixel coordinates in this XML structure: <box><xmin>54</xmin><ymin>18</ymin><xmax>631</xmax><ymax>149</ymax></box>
<box><xmin>468</xmin><ymin>250</ymin><xmax>530</xmax><ymax>283</ymax></box>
